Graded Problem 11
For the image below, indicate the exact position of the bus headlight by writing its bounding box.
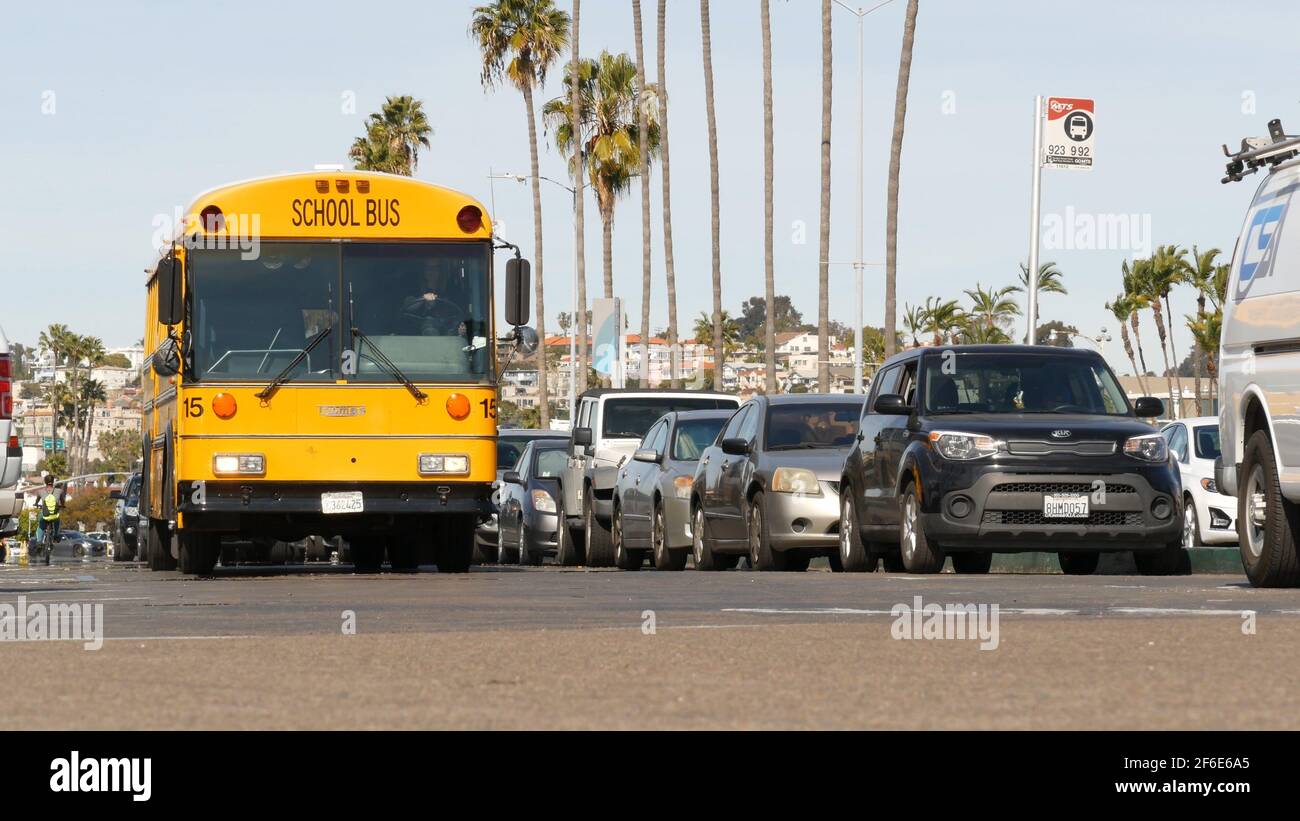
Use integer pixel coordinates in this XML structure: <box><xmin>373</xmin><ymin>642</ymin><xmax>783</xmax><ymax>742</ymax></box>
<box><xmin>213</xmin><ymin>454</ymin><xmax>265</xmax><ymax>475</ymax></box>
<box><xmin>419</xmin><ymin>454</ymin><xmax>470</xmax><ymax>475</ymax></box>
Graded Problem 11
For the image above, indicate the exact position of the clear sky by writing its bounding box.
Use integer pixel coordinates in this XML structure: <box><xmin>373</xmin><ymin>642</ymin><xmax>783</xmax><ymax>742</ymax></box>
<box><xmin>2</xmin><ymin>0</ymin><xmax>1296</xmax><ymax>377</ymax></box>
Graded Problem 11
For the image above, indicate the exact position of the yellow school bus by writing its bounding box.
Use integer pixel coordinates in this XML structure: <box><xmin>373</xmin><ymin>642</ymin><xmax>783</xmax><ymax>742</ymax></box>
<box><xmin>141</xmin><ymin>170</ymin><xmax>533</xmax><ymax>574</ymax></box>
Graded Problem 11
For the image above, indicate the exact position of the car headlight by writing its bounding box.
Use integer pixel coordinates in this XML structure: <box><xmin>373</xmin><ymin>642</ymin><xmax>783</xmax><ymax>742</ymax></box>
<box><xmin>673</xmin><ymin>476</ymin><xmax>693</xmax><ymax>499</ymax></box>
<box><xmin>1123</xmin><ymin>433</ymin><xmax>1168</xmax><ymax>462</ymax></box>
<box><xmin>418</xmin><ymin>454</ymin><xmax>470</xmax><ymax>475</ymax></box>
<box><xmin>1200</xmin><ymin>477</ymin><xmax>1218</xmax><ymax>493</ymax></box>
<box><xmin>929</xmin><ymin>431</ymin><xmax>1002</xmax><ymax>460</ymax></box>
<box><xmin>213</xmin><ymin>453</ymin><xmax>265</xmax><ymax>475</ymax></box>
<box><xmin>531</xmin><ymin>489</ymin><xmax>557</xmax><ymax>513</ymax></box>
<box><xmin>771</xmin><ymin>467</ymin><xmax>822</xmax><ymax>495</ymax></box>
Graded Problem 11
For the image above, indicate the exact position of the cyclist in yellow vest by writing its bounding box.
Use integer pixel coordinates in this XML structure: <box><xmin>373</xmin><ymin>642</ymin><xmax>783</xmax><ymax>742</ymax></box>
<box><xmin>34</xmin><ymin>475</ymin><xmax>64</xmax><ymax>562</ymax></box>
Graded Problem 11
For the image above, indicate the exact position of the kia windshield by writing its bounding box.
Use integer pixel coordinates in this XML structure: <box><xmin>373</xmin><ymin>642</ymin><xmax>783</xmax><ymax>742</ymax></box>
<box><xmin>921</xmin><ymin>353</ymin><xmax>1131</xmax><ymax>416</ymax></box>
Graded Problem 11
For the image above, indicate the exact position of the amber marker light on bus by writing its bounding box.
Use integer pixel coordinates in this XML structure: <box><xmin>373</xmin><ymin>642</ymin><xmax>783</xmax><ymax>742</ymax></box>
<box><xmin>446</xmin><ymin>393</ymin><xmax>471</xmax><ymax>420</ymax></box>
<box><xmin>456</xmin><ymin>205</ymin><xmax>482</xmax><ymax>234</ymax></box>
<box><xmin>212</xmin><ymin>392</ymin><xmax>237</xmax><ymax>419</ymax></box>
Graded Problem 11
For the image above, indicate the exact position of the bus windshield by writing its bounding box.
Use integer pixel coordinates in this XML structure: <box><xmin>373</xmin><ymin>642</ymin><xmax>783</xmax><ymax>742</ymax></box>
<box><xmin>190</xmin><ymin>242</ymin><xmax>492</xmax><ymax>383</ymax></box>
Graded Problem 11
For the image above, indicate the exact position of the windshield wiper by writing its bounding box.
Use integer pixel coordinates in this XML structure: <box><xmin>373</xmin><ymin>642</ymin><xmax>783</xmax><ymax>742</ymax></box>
<box><xmin>768</xmin><ymin>442</ymin><xmax>841</xmax><ymax>450</ymax></box>
<box><xmin>255</xmin><ymin>323</ymin><xmax>333</xmax><ymax>401</ymax></box>
<box><xmin>352</xmin><ymin>326</ymin><xmax>428</xmax><ymax>402</ymax></box>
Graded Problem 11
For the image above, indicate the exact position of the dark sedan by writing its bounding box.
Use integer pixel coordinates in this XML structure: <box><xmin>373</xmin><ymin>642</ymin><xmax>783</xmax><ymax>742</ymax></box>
<box><xmin>476</xmin><ymin>428</ymin><xmax>570</xmax><ymax>563</ymax></box>
<box><xmin>838</xmin><ymin>345</ymin><xmax>1185</xmax><ymax>575</ymax></box>
<box><xmin>690</xmin><ymin>394</ymin><xmax>865</xmax><ymax>571</ymax></box>
<box><xmin>497</xmin><ymin>439</ymin><xmax>568</xmax><ymax>564</ymax></box>
<box><xmin>50</xmin><ymin>530</ymin><xmax>107</xmax><ymax>562</ymax></box>
<box><xmin>612</xmin><ymin>409</ymin><xmax>734</xmax><ymax>570</ymax></box>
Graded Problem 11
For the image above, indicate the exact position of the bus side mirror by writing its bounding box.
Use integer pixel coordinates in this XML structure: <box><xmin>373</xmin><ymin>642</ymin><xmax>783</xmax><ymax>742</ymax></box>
<box><xmin>505</xmin><ymin>258</ymin><xmax>531</xmax><ymax>327</ymax></box>
<box><xmin>156</xmin><ymin>255</ymin><xmax>182</xmax><ymax>327</ymax></box>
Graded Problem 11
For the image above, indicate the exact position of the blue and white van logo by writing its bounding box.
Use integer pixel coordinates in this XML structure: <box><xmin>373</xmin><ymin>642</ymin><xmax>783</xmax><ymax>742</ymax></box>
<box><xmin>1236</xmin><ymin>200</ymin><xmax>1287</xmax><ymax>299</ymax></box>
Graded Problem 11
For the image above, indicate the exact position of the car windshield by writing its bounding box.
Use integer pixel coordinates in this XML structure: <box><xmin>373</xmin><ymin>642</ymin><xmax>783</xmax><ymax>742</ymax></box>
<box><xmin>765</xmin><ymin>403</ymin><xmax>861</xmax><ymax>449</ymax></box>
<box><xmin>672</xmin><ymin>418</ymin><xmax>728</xmax><ymax>460</ymax></box>
<box><xmin>497</xmin><ymin>438</ymin><xmax>529</xmax><ymax>471</ymax></box>
<box><xmin>533</xmin><ymin>448</ymin><xmax>567</xmax><ymax>479</ymax></box>
<box><xmin>922</xmin><ymin>353</ymin><xmax>1130</xmax><ymax>416</ymax></box>
<box><xmin>190</xmin><ymin>241</ymin><xmax>491</xmax><ymax>383</ymax></box>
<box><xmin>1194</xmin><ymin>425</ymin><xmax>1221</xmax><ymax>460</ymax></box>
<box><xmin>601</xmin><ymin>397</ymin><xmax>736</xmax><ymax>439</ymax></box>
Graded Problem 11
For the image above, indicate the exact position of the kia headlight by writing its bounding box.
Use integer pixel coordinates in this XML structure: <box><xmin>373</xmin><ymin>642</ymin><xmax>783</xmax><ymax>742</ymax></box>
<box><xmin>771</xmin><ymin>467</ymin><xmax>822</xmax><ymax>495</ymax></box>
<box><xmin>531</xmin><ymin>489</ymin><xmax>557</xmax><ymax>513</ymax></box>
<box><xmin>1123</xmin><ymin>433</ymin><xmax>1168</xmax><ymax>462</ymax></box>
<box><xmin>929</xmin><ymin>431</ymin><xmax>1002</xmax><ymax>461</ymax></box>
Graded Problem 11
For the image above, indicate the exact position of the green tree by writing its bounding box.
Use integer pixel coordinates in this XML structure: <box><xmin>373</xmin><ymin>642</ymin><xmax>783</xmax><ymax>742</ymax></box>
<box><xmin>473</xmin><ymin>0</ymin><xmax>570</xmax><ymax>423</ymax></box>
<box><xmin>349</xmin><ymin>95</ymin><xmax>432</xmax><ymax>175</ymax></box>
<box><xmin>693</xmin><ymin>310</ymin><xmax>740</xmax><ymax>360</ymax></box>
<box><xmin>1107</xmin><ymin>292</ymin><xmax>1149</xmax><ymax>396</ymax></box>
<box><xmin>1180</xmin><ymin>245</ymin><xmax>1221</xmax><ymax>413</ymax></box>
<box><xmin>96</xmin><ymin>428</ymin><xmax>140</xmax><ymax>473</ymax></box>
<box><xmin>922</xmin><ymin>297</ymin><xmax>963</xmax><ymax>346</ymax></box>
<box><xmin>964</xmin><ymin>283</ymin><xmax>1020</xmax><ymax>334</ymax></box>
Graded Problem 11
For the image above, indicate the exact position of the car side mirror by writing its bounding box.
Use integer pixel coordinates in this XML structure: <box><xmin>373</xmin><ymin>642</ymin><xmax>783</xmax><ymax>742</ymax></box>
<box><xmin>573</xmin><ymin>427</ymin><xmax>593</xmax><ymax>447</ymax></box>
<box><xmin>721</xmin><ymin>437</ymin><xmax>750</xmax><ymax>456</ymax></box>
<box><xmin>1134</xmin><ymin>397</ymin><xmax>1164</xmax><ymax>418</ymax></box>
<box><xmin>504</xmin><ymin>258</ymin><xmax>531</xmax><ymax>327</ymax></box>
<box><xmin>633</xmin><ymin>448</ymin><xmax>660</xmax><ymax>464</ymax></box>
<box><xmin>873</xmin><ymin>393</ymin><xmax>909</xmax><ymax>415</ymax></box>
<box><xmin>109</xmin><ymin>490</ymin><xmax>124</xmax><ymax>500</ymax></box>
<box><xmin>503</xmin><ymin>471</ymin><xmax>522</xmax><ymax>485</ymax></box>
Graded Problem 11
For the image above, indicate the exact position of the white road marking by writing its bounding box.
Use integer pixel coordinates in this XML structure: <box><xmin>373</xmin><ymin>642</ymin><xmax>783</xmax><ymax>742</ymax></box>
<box><xmin>103</xmin><ymin>635</ymin><xmax>257</xmax><ymax>642</ymax></box>
<box><xmin>1110</xmin><ymin>607</ymin><xmax>1254</xmax><ymax>616</ymax></box>
<box><xmin>722</xmin><ymin>606</ymin><xmax>1081</xmax><ymax>616</ymax></box>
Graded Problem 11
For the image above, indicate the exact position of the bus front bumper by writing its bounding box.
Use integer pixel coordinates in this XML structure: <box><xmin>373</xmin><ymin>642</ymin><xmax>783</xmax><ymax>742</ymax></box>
<box><xmin>177</xmin><ymin>481</ymin><xmax>493</xmax><ymax>520</ymax></box>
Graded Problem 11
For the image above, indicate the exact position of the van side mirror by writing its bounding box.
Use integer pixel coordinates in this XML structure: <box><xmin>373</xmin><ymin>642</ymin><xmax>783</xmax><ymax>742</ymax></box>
<box><xmin>873</xmin><ymin>393</ymin><xmax>909</xmax><ymax>415</ymax></box>
<box><xmin>1134</xmin><ymin>397</ymin><xmax>1164</xmax><ymax>418</ymax></box>
<box><xmin>573</xmin><ymin>427</ymin><xmax>593</xmax><ymax>447</ymax></box>
<box><xmin>504</xmin><ymin>258</ymin><xmax>531</xmax><ymax>327</ymax></box>
<box><xmin>156</xmin><ymin>255</ymin><xmax>182</xmax><ymax>326</ymax></box>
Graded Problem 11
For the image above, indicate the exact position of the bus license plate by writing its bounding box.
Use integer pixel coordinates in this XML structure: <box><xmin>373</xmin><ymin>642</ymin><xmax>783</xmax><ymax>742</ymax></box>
<box><xmin>1043</xmin><ymin>494</ymin><xmax>1089</xmax><ymax>518</ymax></box>
<box><xmin>321</xmin><ymin>491</ymin><xmax>364</xmax><ymax>515</ymax></box>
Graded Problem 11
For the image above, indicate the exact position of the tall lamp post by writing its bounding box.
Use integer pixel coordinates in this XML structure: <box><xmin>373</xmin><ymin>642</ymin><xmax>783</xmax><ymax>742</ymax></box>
<box><xmin>832</xmin><ymin>0</ymin><xmax>898</xmax><ymax>394</ymax></box>
<box><xmin>489</xmin><ymin>172</ymin><xmax>580</xmax><ymax>422</ymax></box>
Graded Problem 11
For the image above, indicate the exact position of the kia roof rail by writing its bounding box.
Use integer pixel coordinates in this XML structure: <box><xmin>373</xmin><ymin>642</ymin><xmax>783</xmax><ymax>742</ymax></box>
<box><xmin>1223</xmin><ymin>118</ymin><xmax>1300</xmax><ymax>183</ymax></box>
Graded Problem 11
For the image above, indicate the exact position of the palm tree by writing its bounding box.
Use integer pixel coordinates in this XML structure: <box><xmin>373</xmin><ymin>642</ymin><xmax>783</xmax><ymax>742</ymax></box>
<box><xmin>37</xmin><ymin>324</ymin><xmax>72</xmax><ymax>464</ymax></box>
<box><xmin>884</xmin><ymin>0</ymin><xmax>920</xmax><ymax>359</ymax></box>
<box><xmin>1107</xmin><ymin>293</ymin><xmax>1149</xmax><ymax>396</ymax></box>
<box><xmin>570</xmin><ymin>0</ymin><xmax>588</xmax><ymax>394</ymax></box>
<box><xmin>349</xmin><ymin>96</ymin><xmax>432</xmax><ymax>176</ymax></box>
<box><xmin>961</xmin><ymin>320</ymin><xmax>1012</xmax><ymax>344</ymax></box>
<box><xmin>965</xmin><ymin>283</ymin><xmax>1020</xmax><ymax>333</ymax></box>
<box><xmin>922</xmin><ymin>297</ymin><xmax>963</xmax><ymax>346</ymax></box>
<box><xmin>1151</xmin><ymin>244</ymin><xmax>1189</xmax><ymax>399</ymax></box>
<box><xmin>761</xmin><ymin>0</ymin><xmax>777</xmax><ymax>393</ymax></box>
<box><xmin>1188</xmin><ymin>309</ymin><xmax>1223</xmax><ymax>405</ymax></box>
<box><xmin>1014</xmin><ymin>261</ymin><xmax>1068</xmax><ymax>295</ymax></box>
<box><xmin>657</xmin><ymin>0</ymin><xmax>680</xmax><ymax>388</ymax></box>
<box><xmin>902</xmin><ymin>303</ymin><xmax>925</xmax><ymax>348</ymax></box>
<box><xmin>694</xmin><ymin>310</ymin><xmax>740</xmax><ymax>361</ymax></box>
<box><xmin>79</xmin><ymin>378</ymin><xmax>107</xmax><ymax>472</ymax></box>
<box><xmin>817</xmin><ymin>0</ymin><xmax>833</xmax><ymax>392</ymax></box>
<box><xmin>1180</xmin><ymin>245</ymin><xmax>1221</xmax><ymax>414</ymax></box>
<box><xmin>472</xmin><ymin>0</ymin><xmax>569</xmax><ymax>426</ymax></box>
<box><xmin>631</xmin><ymin>1</ymin><xmax>656</xmax><ymax>385</ymax></box>
<box><xmin>1129</xmin><ymin>257</ymin><xmax>1176</xmax><ymax>409</ymax></box>
<box><xmin>1122</xmin><ymin>259</ymin><xmax>1152</xmax><ymax>379</ymax></box>
<box><xmin>699</xmin><ymin>1</ymin><xmax>725</xmax><ymax>393</ymax></box>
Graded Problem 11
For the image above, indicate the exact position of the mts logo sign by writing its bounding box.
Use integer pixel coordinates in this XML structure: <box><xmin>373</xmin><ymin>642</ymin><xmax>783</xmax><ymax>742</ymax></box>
<box><xmin>1047</xmin><ymin>98</ymin><xmax>1092</xmax><ymax>118</ymax></box>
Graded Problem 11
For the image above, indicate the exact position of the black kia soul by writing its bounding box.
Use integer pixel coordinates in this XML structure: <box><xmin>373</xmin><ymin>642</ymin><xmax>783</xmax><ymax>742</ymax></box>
<box><xmin>838</xmin><ymin>346</ymin><xmax>1185</xmax><ymax>576</ymax></box>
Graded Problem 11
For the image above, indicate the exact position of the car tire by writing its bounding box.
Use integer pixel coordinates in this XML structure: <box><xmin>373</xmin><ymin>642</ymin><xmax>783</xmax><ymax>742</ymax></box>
<box><xmin>692</xmin><ymin>505</ymin><xmax>726</xmax><ymax>571</ymax></box>
<box><xmin>1182</xmin><ymin>495</ymin><xmax>1205</xmax><ymax>549</ymax></box>
<box><xmin>147</xmin><ymin>518</ymin><xmax>177</xmax><ymax>571</ymax></box>
<box><xmin>497</xmin><ymin>520</ymin><xmax>519</xmax><ymax>564</ymax></box>
<box><xmin>555</xmin><ymin>497</ymin><xmax>583</xmax><ymax>567</ymax></box>
<box><xmin>1058</xmin><ymin>551</ymin><xmax>1099</xmax><ymax>575</ymax></box>
<box><xmin>747</xmin><ymin>491</ymin><xmax>787</xmax><ymax>571</ymax></box>
<box><xmin>518</xmin><ymin>527</ymin><xmax>542</xmax><ymax>566</ymax></box>
<box><xmin>612</xmin><ymin>506</ymin><xmax>645</xmax><ymax>571</ymax></box>
<box><xmin>838</xmin><ymin>489</ymin><xmax>877</xmax><ymax>572</ymax></box>
<box><xmin>1134</xmin><ymin>541</ymin><xmax>1191</xmax><ymax>576</ymax></box>
<box><xmin>177</xmin><ymin>530</ymin><xmax>220</xmax><ymax>576</ymax></box>
<box><xmin>951</xmin><ymin>551</ymin><xmax>992</xmax><ymax>574</ymax></box>
<box><xmin>1238</xmin><ymin>430</ymin><xmax>1300</xmax><ymax>587</ymax></box>
<box><xmin>584</xmin><ymin>486</ymin><xmax>615</xmax><ymax>567</ymax></box>
<box><xmin>652</xmin><ymin>501</ymin><xmax>687</xmax><ymax>571</ymax></box>
<box><xmin>434</xmin><ymin>515</ymin><xmax>476</xmax><ymax>573</ymax></box>
<box><xmin>898</xmin><ymin>485</ymin><xmax>944</xmax><ymax>573</ymax></box>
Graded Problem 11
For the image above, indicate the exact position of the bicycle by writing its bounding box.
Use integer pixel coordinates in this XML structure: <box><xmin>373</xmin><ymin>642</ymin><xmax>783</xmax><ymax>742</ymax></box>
<box><xmin>34</xmin><ymin>521</ymin><xmax>57</xmax><ymax>566</ymax></box>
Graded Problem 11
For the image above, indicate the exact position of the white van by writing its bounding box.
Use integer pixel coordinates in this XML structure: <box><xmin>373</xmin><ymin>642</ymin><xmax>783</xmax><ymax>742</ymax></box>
<box><xmin>0</xmin><ymin>327</ymin><xmax>23</xmax><ymax>537</ymax></box>
<box><xmin>1217</xmin><ymin>120</ymin><xmax>1300</xmax><ymax>586</ymax></box>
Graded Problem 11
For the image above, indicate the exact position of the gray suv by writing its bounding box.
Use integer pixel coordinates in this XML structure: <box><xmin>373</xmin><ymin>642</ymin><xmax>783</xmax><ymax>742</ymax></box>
<box><xmin>558</xmin><ymin>389</ymin><xmax>739</xmax><ymax>566</ymax></box>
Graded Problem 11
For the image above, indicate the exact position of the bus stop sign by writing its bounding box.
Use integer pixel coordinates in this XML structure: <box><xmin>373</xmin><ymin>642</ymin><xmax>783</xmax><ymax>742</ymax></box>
<box><xmin>1043</xmin><ymin>97</ymin><xmax>1094</xmax><ymax>170</ymax></box>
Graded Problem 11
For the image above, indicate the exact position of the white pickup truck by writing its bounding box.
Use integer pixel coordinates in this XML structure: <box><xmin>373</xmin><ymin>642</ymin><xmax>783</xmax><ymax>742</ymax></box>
<box><xmin>1</xmin><ymin>328</ymin><xmax>23</xmax><ymax>537</ymax></box>
<box><xmin>556</xmin><ymin>389</ymin><xmax>739</xmax><ymax>567</ymax></box>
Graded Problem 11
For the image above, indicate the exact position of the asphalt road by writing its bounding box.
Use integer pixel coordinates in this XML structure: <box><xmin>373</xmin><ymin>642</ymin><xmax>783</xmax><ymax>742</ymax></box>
<box><xmin>3</xmin><ymin>558</ymin><xmax>1298</xmax><ymax>729</ymax></box>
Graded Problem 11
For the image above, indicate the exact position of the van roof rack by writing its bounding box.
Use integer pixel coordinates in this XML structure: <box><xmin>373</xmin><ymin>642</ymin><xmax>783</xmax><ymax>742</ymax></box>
<box><xmin>1223</xmin><ymin>118</ymin><xmax>1300</xmax><ymax>183</ymax></box>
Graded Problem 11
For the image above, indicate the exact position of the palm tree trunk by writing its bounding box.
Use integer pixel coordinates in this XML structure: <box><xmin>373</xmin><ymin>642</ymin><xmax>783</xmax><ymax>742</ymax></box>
<box><xmin>572</xmin><ymin>0</ymin><xmax>588</xmax><ymax>398</ymax></box>
<box><xmin>1130</xmin><ymin>311</ymin><xmax>1149</xmax><ymax>376</ymax></box>
<box><xmin>522</xmin><ymin>83</ymin><xmax>549</xmax><ymax>429</ymax></box>
<box><xmin>658</xmin><ymin>0</ymin><xmax>680</xmax><ymax>389</ymax></box>
<box><xmin>601</xmin><ymin>203</ymin><xmax>614</xmax><ymax>299</ymax></box>
<box><xmin>884</xmin><ymin>0</ymin><xmax>920</xmax><ymax>359</ymax></box>
<box><xmin>1119</xmin><ymin>324</ymin><xmax>1148</xmax><ymax>396</ymax></box>
<box><xmin>701</xmin><ymin>0</ymin><xmax>724</xmax><ymax>390</ymax></box>
<box><xmin>817</xmin><ymin>0</ymin><xmax>832</xmax><ymax>393</ymax></box>
<box><xmin>1151</xmin><ymin>302</ymin><xmax>1175</xmax><ymax>416</ymax></box>
<box><xmin>761</xmin><ymin>0</ymin><xmax>776</xmax><ymax>394</ymax></box>
<box><xmin>633</xmin><ymin>0</ymin><xmax>652</xmax><ymax>386</ymax></box>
